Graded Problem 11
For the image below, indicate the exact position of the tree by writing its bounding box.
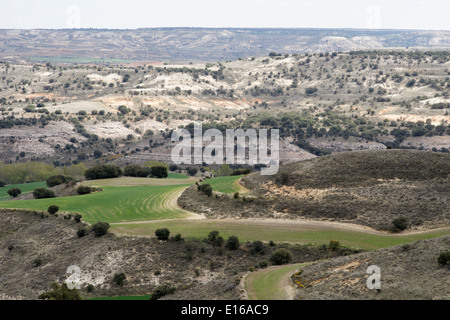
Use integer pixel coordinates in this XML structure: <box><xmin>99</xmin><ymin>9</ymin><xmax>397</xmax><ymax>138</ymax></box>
<box><xmin>270</xmin><ymin>248</ymin><xmax>292</xmax><ymax>265</ymax></box>
<box><xmin>437</xmin><ymin>252</ymin><xmax>450</xmax><ymax>266</ymax></box>
<box><xmin>47</xmin><ymin>205</ymin><xmax>59</xmax><ymax>215</ymax></box>
<box><xmin>392</xmin><ymin>216</ymin><xmax>408</xmax><ymax>231</ymax></box>
<box><xmin>38</xmin><ymin>282</ymin><xmax>81</xmax><ymax>300</ymax></box>
<box><xmin>187</xmin><ymin>167</ymin><xmax>198</xmax><ymax>176</ymax></box>
<box><xmin>197</xmin><ymin>183</ymin><xmax>212</xmax><ymax>197</ymax></box>
<box><xmin>113</xmin><ymin>273</ymin><xmax>126</xmax><ymax>286</ymax></box>
<box><xmin>7</xmin><ymin>188</ymin><xmax>21</xmax><ymax>198</ymax></box>
<box><xmin>150</xmin><ymin>166</ymin><xmax>168</xmax><ymax>179</ymax></box>
<box><xmin>225</xmin><ymin>236</ymin><xmax>240</xmax><ymax>250</ymax></box>
<box><xmin>92</xmin><ymin>221</ymin><xmax>110</xmax><ymax>237</ymax></box>
<box><xmin>33</xmin><ymin>188</ymin><xmax>55</xmax><ymax>199</ymax></box>
<box><xmin>149</xmin><ymin>285</ymin><xmax>176</xmax><ymax>300</ymax></box>
<box><xmin>155</xmin><ymin>228</ymin><xmax>170</xmax><ymax>240</ymax></box>
<box><xmin>124</xmin><ymin>164</ymin><xmax>152</xmax><ymax>177</ymax></box>
<box><xmin>0</xmin><ymin>181</ymin><xmax>5</xmax><ymax>187</ymax></box>
<box><xmin>77</xmin><ymin>186</ymin><xmax>92</xmax><ymax>195</ymax></box>
<box><xmin>84</xmin><ymin>164</ymin><xmax>122</xmax><ymax>180</ymax></box>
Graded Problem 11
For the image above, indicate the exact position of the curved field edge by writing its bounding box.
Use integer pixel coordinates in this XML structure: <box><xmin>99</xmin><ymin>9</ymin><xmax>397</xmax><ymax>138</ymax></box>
<box><xmin>0</xmin><ymin>183</ymin><xmax>193</xmax><ymax>224</ymax></box>
<box><xmin>109</xmin><ymin>219</ymin><xmax>450</xmax><ymax>251</ymax></box>
<box><xmin>245</xmin><ymin>263</ymin><xmax>309</xmax><ymax>300</ymax></box>
<box><xmin>201</xmin><ymin>175</ymin><xmax>248</xmax><ymax>194</ymax></box>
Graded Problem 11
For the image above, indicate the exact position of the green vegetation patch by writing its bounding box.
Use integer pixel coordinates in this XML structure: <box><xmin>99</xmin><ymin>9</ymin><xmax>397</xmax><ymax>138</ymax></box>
<box><xmin>0</xmin><ymin>181</ymin><xmax>46</xmax><ymax>200</ymax></box>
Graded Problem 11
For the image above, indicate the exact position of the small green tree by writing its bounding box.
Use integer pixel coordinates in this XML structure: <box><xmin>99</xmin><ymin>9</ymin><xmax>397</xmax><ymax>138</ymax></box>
<box><xmin>91</xmin><ymin>221</ymin><xmax>110</xmax><ymax>237</ymax></box>
<box><xmin>197</xmin><ymin>183</ymin><xmax>212</xmax><ymax>197</ymax></box>
<box><xmin>73</xmin><ymin>214</ymin><xmax>82</xmax><ymax>223</ymax></box>
<box><xmin>76</xmin><ymin>186</ymin><xmax>92</xmax><ymax>195</ymax></box>
<box><xmin>149</xmin><ymin>285</ymin><xmax>176</xmax><ymax>300</ymax></box>
<box><xmin>7</xmin><ymin>188</ymin><xmax>21</xmax><ymax>198</ymax></box>
<box><xmin>113</xmin><ymin>273</ymin><xmax>126</xmax><ymax>286</ymax></box>
<box><xmin>33</xmin><ymin>188</ymin><xmax>55</xmax><ymax>199</ymax></box>
<box><xmin>225</xmin><ymin>236</ymin><xmax>240</xmax><ymax>250</ymax></box>
<box><xmin>392</xmin><ymin>216</ymin><xmax>408</xmax><ymax>231</ymax></box>
<box><xmin>155</xmin><ymin>228</ymin><xmax>170</xmax><ymax>240</ymax></box>
<box><xmin>38</xmin><ymin>282</ymin><xmax>81</xmax><ymax>300</ymax></box>
<box><xmin>270</xmin><ymin>248</ymin><xmax>292</xmax><ymax>265</ymax></box>
<box><xmin>437</xmin><ymin>252</ymin><xmax>450</xmax><ymax>266</ymax></box>
<box><xmin>47</xmin><ymin>205</ymin><xmax>59</xmax><ymax>215</ymax></box>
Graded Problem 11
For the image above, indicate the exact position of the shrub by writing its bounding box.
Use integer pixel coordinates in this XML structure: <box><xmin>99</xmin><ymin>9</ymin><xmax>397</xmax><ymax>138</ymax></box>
<box><xmin>329</xmin><ymin>240</ymin><xmax>340</xmax><ymax>251</ymax></box>
<box><xmin>76</xmin><ymin>185</ymin><xmax>92</xmax><ymax>195</ymax></box>
<box><xmin>207</xmin><ymin>230</ymin><xmax>224</xmax><ymax>247</ymax></box>
<box><xmin>113</xmin><ymin>273</ymin><xmax>126</xmax><ymax>286</ymax></box>
<box><xmin>169</xmin><ymin>164</ymin><xmax>179</xmax><ymax>171</ymax></box>
<box><xmin>73</xmin><ymin>213</ymin><xmax>82</xmax><ymax>223</ymax></box>
<box><xmin>33</xmin><ymin>188</ymin><xmax>55</xmax><ymax>199</ymax></box>
<box><xmin>233</xmin><ymin>192</ymin><xmax>239</xmax><ymax>199</ymax></box>
<box><xmin>197</xmin><ymin>183</ymin><xmax>212</xmax><ymax>197</ymax></box>
<box><xmin>174</xmin><ymin>233</ymin><xmax>183</xmax><ymax>241</ymax></box>
<box><xmin>149</xmin><ymin>285</ymin><xmax>176</xmax><ymax>300</ymax></box>
<box><xmin>225</xmin><ymin>236</ymin><xmax>240</xmax><ymax>250</ymax></box>
<box><xmin>47</xmin><ymin>205</ymin><xmax>59</xmax><ymax>215</ymax></box>
<box><xmin>76</xmin><ymin>228</ymin><xmax>86</xmax><ymax>238</ymax></box>
<box><xmin>259</xmin><ymin>261</ymin><xmax>268</xmax><ymax>269</ymax></box>
<box><xmin>150</xmin><ymin>166</ymin><xmax>168</xmax><ymax>179</ymax></box>
<box><xmin>91</xmin><ymin>221</ymin><xmax>110</xmax><ymax>237</ymax></box>
<box><xmin>250</xmin><ymin>240</ymin><xmax>265</xmax><ymax>255</ymax></box>
<box><xmin>0</xmin><ymin>181</ymin><xmax>5</xmax><ymax>187</ymax></box>
<box><xmin>84</xmin><ymin>164</ymin><xmax>122</xmax><ymax>180</ymax></box>
<box><xmin>437</xmin><ymin>252</ymin><xmax>450</xmax><ymax>266</ymax></box>
<box><xmin>123</xmin><ymin>164</ymin><xmax>152</xmax><ymax>177</ymax></box>
<box><xmin>38</xmin><ymin>282</ymin><xmax>81</xmax><ymax>300</ymax></box>
<box><xmin>7</xmin><ymin>187</ymin><xmax>21</xmax><ymax>198</ymax></box>
<box><xmin>392</xmin><ymin>216</ymin><xmax>408</xmax><ymax>231</ymax></box>
<box><xmin>86</xmin><ymin>284</ymin><xmax>95</xmax><ymax>293</ymax></box>
<box><xmin>46</xmin><ymin>175</ymin><xmax>69</xmax><ymax>188</ymax></box>
<box><xmin>155</xmin><ymin>228</ymin><xmax>170</xmax><ymax>240</ymax></box>
<box><xmin>279</xmin><ymin>172</ymin><xmax>289</xmax><ymax>185</ymax></box>
<box><xmin>270</xmin><ymin>248</ymin><xmax>292</xmax><ymax>265</ymax></box>
<box><xmin>187</xmin><ymin>167</ymin><xmax>198</xmax><ymax>176</ymax></box>
<box><xmin>33</xmin><ymin>258</ymin><xmax>43</xmax><ymax>267</ymax></box>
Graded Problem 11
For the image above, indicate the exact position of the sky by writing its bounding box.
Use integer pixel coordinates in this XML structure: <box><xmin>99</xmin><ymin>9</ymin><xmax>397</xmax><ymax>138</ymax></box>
<box><xmin>1</xmin><ymin>0</ymin><xmax>449</xmax><ymax>31</ymax></box>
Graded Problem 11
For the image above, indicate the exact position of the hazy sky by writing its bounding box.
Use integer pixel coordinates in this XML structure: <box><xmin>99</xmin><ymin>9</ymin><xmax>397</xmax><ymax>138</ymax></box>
<box><xmin>1</xmin><ymin>0</ymin><xmax>449</xmax><ymax>31</ymax></box>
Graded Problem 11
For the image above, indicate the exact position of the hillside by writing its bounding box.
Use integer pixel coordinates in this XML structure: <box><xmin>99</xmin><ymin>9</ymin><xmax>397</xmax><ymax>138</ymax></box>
<box><xmin>179</xmin><ymin>150</ymin><xmax>450</xmax><ymax>231</ymax></box>
<box><xmin>294</xmin><ymin>236</ymin><xmax>450</xmax><ymax>300</ymax></box>
<box><xmin>1</xmin><ymin>50</ymin><xmax>450</xmax><ymax>165</ymax></box>
<box><xmin>0</xmin><ymin>209</ymin><xmax>334</xmax><ymax>300</ymax></box>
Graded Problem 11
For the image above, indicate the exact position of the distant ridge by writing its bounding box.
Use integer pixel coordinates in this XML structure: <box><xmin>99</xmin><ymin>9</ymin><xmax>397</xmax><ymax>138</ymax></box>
<box><xmin>1</xmin><ymin>28</ymin><xmax>450</xmax><ymax>62</ymax></box>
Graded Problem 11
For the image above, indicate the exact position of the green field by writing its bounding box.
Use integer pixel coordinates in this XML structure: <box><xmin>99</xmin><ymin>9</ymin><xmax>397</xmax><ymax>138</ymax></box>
<box><xmin>0</xmin><ymin>183</ymin><xmax>192</xmax><ymax>224</ymax></box>
<box><xmin>110</xmin><ymin>219</ymin><xmax>450</xmax><ymax>251</ymax></box>
<box><xmin>246</xmin><ymin>263</ymin><xmax>308</xmax><ymax>300</ymax></box>
<box><xmin>167</xmin><ymin>172</ymin><xmax>189</xmax><ymax>179</ymax></box>
<box><xmin>88</xmin><ymin>295</ymin><xmax>151</xmax><ymax>300</ymax></box>
<box><xmin>201</xmin><ymin>175</ymin><xmax>245</xmax><ymax>194</ymax></box>
<box><xmin>0</xmin><ymin>181</ymin><xmax>47</xmax><ymax>200</ymax></box>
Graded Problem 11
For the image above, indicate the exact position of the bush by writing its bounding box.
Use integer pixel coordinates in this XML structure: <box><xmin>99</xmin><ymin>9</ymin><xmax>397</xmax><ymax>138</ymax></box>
<box><xmin>155</xmin><ymin>228</ymin><xmax>170</xmax><ymax>240</ymax></box>
<box><xmin>169</xmin><ymin>164</ymin><xmax>179</xmax><ymax>171</ymax></box>
<box><xmin>46</xmin><ymin>175</ymin><xmax>70</xmax><ymax>188</ymax></box>
<box><xmin>33</xmin><ymin>258</ymin><xmax>43</xmax><ymax>267</ymax></box>
<box><xmin>392</xmin><ymin>216</ymin><xmax>408</xmax><ymax>231</ymax></box>
<box><xmin>233</xmin><ymin>192</ymin><xmax>239</xmax><ymax>199</ymax></box>
<box><xmin>7</xmin><ymin>187</ymin><xmax>22</xmax><ymax>198</ymax></box>
<box><xmin>250</xmin><ymin>241</ymin><xmax>265</xmax><ymax>255</ymax></box>
<box><xmin>76</xmin><ymin>185</ymin><xmax>92</xmax><ymax>195</ymax></box>
<box><xmin>437</xmin><ymin>252</ymin><xmax>450</xmax><ymax>266</ymax></box>
<box><xmin>84</xmin><ymin>164</ymin><xmax>122</xmax><ymax>180</ymax></box>
<box><xmin>329</xmin><ymin>240</ymin><xmax>340</xmax><ymax>251</ymax></box>
<box><xmin>225</xmin><ymin>236</ymin><xmax>240</xmax><ymax>250</ymax></box>
<box><xmin>113</xmin><ymin>273</ymin><xmax>126</xmax><ymax>286</ymax></box>
<box><xmin>73</xmin><ymin>214</ymin><xmax>82</xmax><ymax>223</ymax></box>
<box><xmin>187</xmin><ymin>167</ymin><xmax>198</xmax><ymax>176</ymax></box>
<box><xmin>149</xmin><ymin>285</ymin><xmax>176</xmax><ymax>300</ymax></box>
<box><xmin>123</xmin><ymin>164</ymin><xmax>152</xmax><ymax>177</ymax></box>
<box><xmin>47</xmin><ymin>205</ymin><xmax>59</xmax><ymax>215</ymax></box>
<box><xmin>174</xmin><ymin>233</ymin><xmax>183</xmax><ymax>241</ymax></box>
<box><xmin>91</xmin><ymin>221</ymin><xmax>110</xmax><ymax>237</ymax></box>
<box><xmin>86</xmin><ymin>284</ymin><xmax>95</xmax><ymax>293</ymax></box>
<box><xmin>38</xmin><ymin>282</ymin><xmax>81</xmax><ymax>300</ymax></box>
<box><xmin>76</xmin><ymin>228</ymin><xmax>86</xmax><ymax>238</ymax></box>
<box><xmin>150</xmin><ymin>166</ymin><xmax>168</xmax><ymax>179</ymax></box>
<box><xmin>33</xmin><ymin>188</ymin><xmax>55</xmax><ymax>199</ymax></box>
<box><xmin>270</xmin><ymin>248</ymin><xmax>292</xmax><ymax>265</ymax></box>
<box><xmin>197</xmin><ymin>183</ymin><xmax>212</xmax><ymax>197</ymax></box>
<box><xmin>0</xmin><ymin>181</ymin><xmax>5</xmax><ymax>187</ymax></box>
